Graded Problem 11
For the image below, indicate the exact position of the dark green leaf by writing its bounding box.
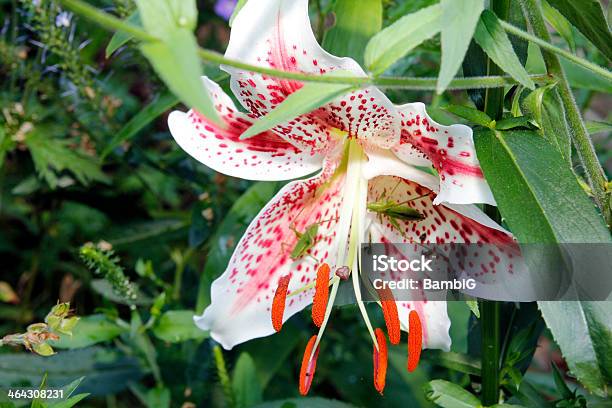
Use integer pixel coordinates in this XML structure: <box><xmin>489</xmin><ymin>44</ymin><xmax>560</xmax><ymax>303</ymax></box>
<box><xmin>232</xmin><ymin>353</ymin><xmax>263</xmax><ymax>408</ymax></box>
<box><xmin>239</xmin><ymin>72</ymin><xmax>356</xmax><ymax>139</ymax></box>
<box><xmin>551</xmin><ymin>362</ymin><xmax>574</xmax><ymax>399</ymax></box>
<box><xmin>561</xmin><ymin>58</ymin><xmax>612</xmax><ymax>93</ymax></box>
<box><xmin>473</xmin><ymin>10</ymin><xmax>534</xmax><ymax>89</ymax></box>
<box><xmin>49</xmin><ymin>314</ymin><xmax>126</xmax><ymax>349</ymax></box>
<box><xmin>105</xmin><ymin>11</ymin><xmax>142</xmax><ymax>58</ymax></box>
<box><xmin>323</xmin><ymin>0</ymin><xmax>382</xmax><ymax>65</ymax></box>
<box><xmin>444</xmin><ymin>105</ymin><xmax>493</xmax><ymax>127</ymax></box>
<box><xmin>546</xmin><ymin>0</ymin><xmax>612</xmax><ymax>61</ymax></box>
<box><xmin>364</xmin><ymin>4</ymin><xmax>441</xmax><ymax>75</ymax></box>
<box><xmin>495</xmin><ymin>116</ymin><xmax>531</xmax><ymax>130</ymax></box>
<box><xmin>102</xmin><ymin>92</ymin><xmax>178</xmax><ymax>159</ymax></box>
<box><xmin>152</xmin><ymin>310</ymin><xmax>209</xmax><ymax>343</ymax></box>
<box><xmin>542</xmin><ymin>0</ymin><xmax>576</xmax><ymax>53</ymax></box>
<box><xmin>538</xmin><ymin>301</ymin><xmax>612</xmax><ymax>397</ymax></box>
<box><xmin>474</xmin><ymin>130</ymin><xmax>610</xmax><ymax>244</ymax></box>
<box><xmin>438</xmin><ymin>0</ymin><xmax>485</xmax><ymax>94</ymax></box>
<box><xmin>424</xmin><ymin>379</ymin><xmax>481</xmax><ymax>408</ymax></box>
<box><xmin>423</xmin><ymin>351</ymin><xmax>481</xmax><ymax>376</ymax></box>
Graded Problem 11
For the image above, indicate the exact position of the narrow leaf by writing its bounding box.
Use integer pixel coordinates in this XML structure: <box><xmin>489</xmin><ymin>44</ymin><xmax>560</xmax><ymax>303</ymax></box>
<box><xmin>140</xmin><ymin>29</ymin><xmax>221</xmax><ymax>125</ymax></box>
<box><xmin>364</xmin><ymin>4</ymin><xmax>442</xmax><ymax>75</ymax></box>
<box><xmin>495</xmin><ymin>116</ymin><xmax>531</xmax><ymax>130</ymax></box>
<box><xmin>541</xmin><ymin>0</ymin><xmax>576</xmax><ymax>53</ymax></box>
<box><xmin>134</xmin><ymin>0</ymin><xmax>197</xmax><ymax>38</ymax></box>
<box><xmin>229</xmin><ymin>0</ymin><xmax>248</xmax><ymax>26</ymax></box>
<box><xmin>473</xmin><ymin>10</ymin><xmax>534</xmax><ymax>89</ymax></box>
<box><xmin>323</xmin><ymin>0</ymin><xmax>382</xmax><ymax>65</ymax></box>
<box><xmin>443</xmin><ymin>105</ymin><xmax>493</xmax><ymax>127</ymax></box>
<box><xmin>424</xmin><ymin>380</ymin><xmax>481</xmax><ymax>408</ymax></box>
<box><xmin>586</xmin><ymin>120</ymin><xmax>612</xmax><ymax>135</ymax></box>
<box><xmin>152</xmin><ymin>310</ymin><xmax>209</xmax><ymax>342</ymax></box>
<box><xmin>546</xmin><ymin>0</ymin><xmax>612</xmax><ymax>61</ymax></box>
<box><xmin>232</xmin><ymin>353</ymin><xmax>263</xmax><ymax>408</ymax></box>
<box><xmin>240</xmin><ymin>73</ymin><xmax>356</xmax><ymax>139</ymax></box>
<box><xmin>105</xmin><ymin>11</ymin><xmax>141</xmax><ymax>58</ymax></box>
<box><xmin>437</xmin><ymin>0</ymin><xmax>485</xmax><ymax>94</ymax></box>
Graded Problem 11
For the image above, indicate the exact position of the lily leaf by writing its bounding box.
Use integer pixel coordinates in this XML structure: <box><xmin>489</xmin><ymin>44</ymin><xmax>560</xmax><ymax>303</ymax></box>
<box><xmin>443</xmin><ymin>105</ymin><xmax>493</xmax><ymax>128</ymax></box>
<box><xmin>364</xmin><ymin>3</ymin><xmax>441</xmax><ymax>75</ymax></box>
<box><xmin>49</xmin><ymin>314</ymin><xmax>126</xmax><ymax>349</ymax></box>
<box><xmin>152</xmin><ymin>310</ymin><xmax>209</xmax><ymax>343</ymax></box>
<box><xmin>105</xmin><ymin>11</ymin><xmax>142</xmax><ymax>58</ymax></box>
<box><xmin>541</xmin><ymin>0</ymin><xmax>576</xmax><ymax>53</ymax></box>
<box><xmin>473</xmin><ymin>10</ymin><xmax>534</xmax><ymax>90</ymax></box>
<box><xmin>424</xmin><ymin>379</ymin><xmax>481</xmax><ymax>408</ymax></box>
<box><xmin>437</xmin><ymin>0</ymin><xmax>485</xmax><ymax>94</ymax></box>
<box><xmin>232</xmin><ymin>353</ymin><xmax>263</xmax><ymax>408</ymax></box>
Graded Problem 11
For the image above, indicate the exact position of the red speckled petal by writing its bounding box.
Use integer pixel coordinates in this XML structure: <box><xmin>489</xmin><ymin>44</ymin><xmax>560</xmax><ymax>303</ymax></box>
<box><xmin>195</xmin><ymin>153</ymin><xmax>346</xmax><ymax>349</ymax></box>
<box><xmin>224</xmin><ymin>0</ymin><xmax>400</xmax><ymax>150</ymax></box>
<box><xmin>398</xmin><ymin>301</ymin><xmax>450</xmax><ymax>351</ymax></box>
<box><xmin>168</xmin><ymin>77</ymin><xmax>325</xmax><ymax>181</ymax></box>
<box><xmin>393</xmin><ymin>103</ymin><xmax>495</xmax><ymax>205</ymax></box>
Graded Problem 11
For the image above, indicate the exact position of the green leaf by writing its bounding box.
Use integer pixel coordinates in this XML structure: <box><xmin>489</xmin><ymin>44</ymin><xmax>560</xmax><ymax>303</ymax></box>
<box><xmin>364</xmin><ymin>4</ymin><xmax>442</xmax><ymax>75</ymax></box>
<box><xmin>239</xmin><ymin>72</ymin><xmax>356</xmax><ymax>139</ymax></box>
<box><xmin>90</xmin><ymin>279</ymin><xmax>152</xmax><ymax>306</ymax></box>
<box><xmin>443</xmin><ymin>105</ymin><xmax>493</xmax><ymax>127</ymax></box>
<box><xmin>101</xmin><ymin>92</ymin><xmax>178</xmax><ymax>159</ymax></box>
<box><xmin>546</xmin><ymin>0</ymin><xmax>612</xmax><ymax>61</ymax></box>
<box><xmin>423</xmin><ymin>379</ymin><xmax>481</xmax><ymax>408</ymax></box>
<box><xmin>495</xmin><ymin>116</ymin><xmax>531</xmax><ymax>130</ymax></box>
<box><xmin>423</xmin><ymin>351</ymin><xmax>481</xmax><ymax>376</ymax></box>
<box><xmin>551</xmin><ymin>362</ymin><xmax>574</xmax><ymax>400</ymax></box>
<box><xmin>538</xmin><ymin>301</ymin><xmax>612</xmax><ymax>397</ymax></box>
<box><xmin>586</xmin><ymin>120</ymin><xmax>612</xmax><ymax>135</ymax></box>
<box><xmin>541</xmin><ymin>0</ymin><xmax>575</xmax><ymax>53</ymax></box>
<box><xmin>105</xmin><ymin>11</ymin><xmax>142</xmax><ymax>58</ymax></box>
<box><xmin>49</xmin><ymin>314</ymin><xmax>126</xmax><ymax>349</ymax></box>
<box><xmin>229</xmin><ymin>0</ymin><xmax>247</xmax><ymax>27</ymax></box>
<box><xmin>152</xmin><ymin>310</ymin><xmax>208</xmax><ymax>343</ymax></box>
<box><xmin>252</xmin><ymin>398</ymin><xmax>357</xmax><ymax>408</ymax></box>
<box><xmin>466</xmin><ymin>299</ymin><xmax>480</xmax><ymax>318</ymax></box>
<box><xmin>323</xmin><ymin>0</ymin><xmax>382</xmax><ymax>65</ymax></box>
<box><xmin>140</xmin><ymin>29</ymin><xmax>220</xmax><ymax>125</ymax></box>
<box><xmin>473</xmin><ymin>10</ymin><xmax>534</xmax><ymax>90</ymax></box>
<box><xmin>521</xmin><ymin>84</ymin><xmax>571</xmax><ymax>164</ymax></box>
<box><xmin>561</xmin><ymin>57</ymin><xmax>612</xmax><ymax>94</ymax></box>
<box><xmin>197</xmin><ymin>181</ymin><xmax>279</xmax><ymax>312</ymax></box>
<box><xmin>232</xmin><ymin>353</ymin><xmax>263</xmax><ymax>408</ymax></box>
<box><xmin>135</xmin><ymin>0</ymin><xmax>197</xmax><ymax>38</ymax></box>
<box><xmin>437</xmin><ymin>0</ymin><xmax>485</xmax><ymax>94</ymax></box>
<box><xmin>474</xmin><ymin>130</ymin><xmax>610</xmax><ymax>244</ymax></box>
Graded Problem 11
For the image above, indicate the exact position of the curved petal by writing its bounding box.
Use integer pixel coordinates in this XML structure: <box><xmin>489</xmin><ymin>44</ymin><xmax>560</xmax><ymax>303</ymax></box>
<box><xmin>225</xmin><ymin>0</ymin><xmax>400</xmax><ymax>150</ymax></box>
<box><xmin>394</xmin><ymin>103</ymin><xmax>495</xmax><ymax>205</ymax></box>
<box><xmin>195</xmin><ymin>153</ymin><xmax>346</xmax><ymax>349</ymax></box>
<box><xmin>168</xmin><ymin>77</ymin><xmax>324</xmax><ymax>181</ymax></box>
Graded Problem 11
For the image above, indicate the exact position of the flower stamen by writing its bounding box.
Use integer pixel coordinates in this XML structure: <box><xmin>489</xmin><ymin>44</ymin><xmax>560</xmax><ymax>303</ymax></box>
<box><xmin>378</xmin><ymin>287</ymin><xmax>401</xmax><ymax>345</ymax></box>
<box><xmin>373</xmin><ymin>328</ymin><xmax>388</xmax><ymax>394</ymax></box>
<box><xmin>407</xmin><ymin>310</ymin><xmax>423</xmax><ymax>372</ymax></box>
<box><xmin>299</xmin><ymin>335</ymin><xmax>320</xmax><ymax>395</ymax></box>
<box><xmin>312</xmin><ymin>263</ymin><xmax>330</xmax><ymax>327</ymax></box>
<box><xmin>271</xmin><ymin>274</ymin><xmax>290</xmax><ymax>332</ymax></box>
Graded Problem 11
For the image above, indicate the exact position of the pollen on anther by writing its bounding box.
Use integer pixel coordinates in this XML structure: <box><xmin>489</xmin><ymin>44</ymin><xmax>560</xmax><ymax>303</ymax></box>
<box><xmin>378</xmin><ymin>287</ymin><xmax>400</xmax><ymax>345</ymax></box>
<box><xmin>271</xmin><ymin>275</ymin><xmax>291</xmax><ymax>332</ymax></box>
<box><xmin>312</xmin><ymin>263</ymin><xmax>330</xmax><ymax>327</ymax></box>
<box><xmin>299</xmin><ymin>335</ymin><xmax>320</xmax><ymax>395</ymax></box>
<box><xmin>373</xmin><ymin>328</ymin><xmax>388</xmax><ymax>394</ymax></box>
<box><xmin>407</xmin><ymin>310</ymin><xmax>423</xmax><ymax>372</ymax></box>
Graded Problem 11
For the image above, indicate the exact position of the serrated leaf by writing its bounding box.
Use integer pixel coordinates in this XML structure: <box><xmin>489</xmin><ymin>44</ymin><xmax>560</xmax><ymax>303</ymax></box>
<box><xmin>152</xmin><ymin>310</ymin><xmax>208</xmax><ymax>343</ymax></box>
<box><xmin>140</xmin><ymin>30</ymin><xmax>220</xmax><ymax>125</ymax></box>
<box><xmin>542</xmin><ymin>0</ymin><xmax>576</xmax><ymax>53</ymax></box>
<box><xmin>424</xmin><ymin>379</ymin><xmax>481</xmax><ymax>408</ymax></box>
<box><xmin>474</xmin><ymin>130</ymin><xmax>610</xmax><ymax>244</ymax></box>
<box><xmin>49</xmin><ymin>315</ymin><xmax>126</xmax><ymax>349</ymax></box>
<box><xmin>232</xmin><ymin>353</ymin><xmax>263</xmax><ymax>408</ymax></box>
<box><xmin>239</xmin><ymin>72</ymin><xmax>356</xmax><ymax>139</ymax></box>
<box><xmin>473</xmin><ymin>10</ymin><xmax>534</xmax><ymax>90</ymax></box>
<box><xmin>443</xmin><ymin>105</ymin><xmax>493</xmax><ymax>127</ymax></box>
<box><xmin>101</xmin><ymin>92</ymin><xmax>178</xmax><ymax>159</ymax></box>
<box><xmin>538</xmin><ymin>301</ymin><xmax>611</xmax><ymax>397</ymax></box>
<box><xmin>105</xmin><ymin>11</ymin><xmax>142</xmax><ymax>58</ymax></box>
<box><xmin>437</xmin><ymin>0</ymin><xmax>485</xmax><ymax>94</ymax></box>
<box><xmin>546</xmin><ymin>0</ymin><xmax>612</xmax><ymax>61</ymax></box>
<box><xmin>364</xmin><ymin>4</ymin><xmax>441</xmax><ymax>75</ymax></box>
<box><xmin>322</xmin><ymin>0</ymin><xmax>381</xmax><ymax>65</ymax></box>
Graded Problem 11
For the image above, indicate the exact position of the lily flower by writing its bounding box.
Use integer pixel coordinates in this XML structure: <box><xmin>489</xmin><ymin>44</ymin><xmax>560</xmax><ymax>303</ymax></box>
<box><xmin>168</xmin><ymin>0</ymin><xmax>521</xmax><ymax>395</ymax></box>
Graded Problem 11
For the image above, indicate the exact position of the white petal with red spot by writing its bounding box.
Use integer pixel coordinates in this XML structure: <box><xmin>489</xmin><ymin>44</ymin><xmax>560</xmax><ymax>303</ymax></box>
<box><xmin>225</xmin><ymin>0</ymin><xmax>400</xmax><ymax>150</ymax></box>
<box><xmin>398</xmin><ymin>301</ymin><xmax>451</xmax><ymax>351</ymax></box>
<box><xmin>393</xmin><ymin>103</ymin><xmax>495</xmax><ymax>205</ymax></box>
<box><xmin>168</xmin><ymin>77</ymin><xmax>324</xmax><ymax>181</ymax></box>
<box><xmin>195</xmin><ymin>155</ymin><xmax>345</xmax><ymax>349</ymax></box>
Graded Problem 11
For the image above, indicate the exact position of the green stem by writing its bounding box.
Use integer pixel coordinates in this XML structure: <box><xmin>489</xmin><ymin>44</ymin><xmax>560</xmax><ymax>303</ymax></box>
<box><xmin>519</xmin><ymin>0</ymin><xmax>610</xmax><ymax>223</ymax></box>
<box><xmin>212</xmin><ymin>346</ymin><xmax>235</xmax><ymax>408</ymax></box>
<box><xmin>59</xmin><ymin>0</ymin><xmax>550</xmax><ymax>90</ymax></box>
<box><xmin>499</xmin><ymin>20</ymin><xmax>612</xmax><ymax>82</ymax></box>
<box><xmin>483</xmin><ymin>0</ymin><xmax>510</xmax><ymax>120</ymax></box>
<box><xmin>480</xmin><ymin>300</ymin><xmax>501</xmax><ymax>406</ymax></box>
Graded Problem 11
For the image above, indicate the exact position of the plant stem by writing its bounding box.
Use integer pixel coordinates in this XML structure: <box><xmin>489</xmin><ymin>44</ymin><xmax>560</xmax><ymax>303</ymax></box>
<box><xmin>480</xmin><ymin>300</ymin><xmax>501</xmax><ymax>406</ymax></box>
<box><xmin>59</xmin><ymin>0</ymin><xmax>550</xmax><ymax>90</ymax></box>
<box><xmin>519</xmin><ymin>0</ymin><xmax>610</xmax><ymax>223</ymax></box>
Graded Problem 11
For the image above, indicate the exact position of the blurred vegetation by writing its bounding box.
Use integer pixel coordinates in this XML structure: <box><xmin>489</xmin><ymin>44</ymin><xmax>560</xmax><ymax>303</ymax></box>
<box><xmin>0</xmin><ymin>0</ymin><xmax>609</xmax><ymax>407</ymax></box>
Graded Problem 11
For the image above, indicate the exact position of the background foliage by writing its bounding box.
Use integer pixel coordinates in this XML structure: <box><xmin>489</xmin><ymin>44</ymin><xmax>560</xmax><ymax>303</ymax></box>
<box><xmin>0</xmin><ymin>0</ymin><xmax>610</xmax><ymax>407</ymax></box>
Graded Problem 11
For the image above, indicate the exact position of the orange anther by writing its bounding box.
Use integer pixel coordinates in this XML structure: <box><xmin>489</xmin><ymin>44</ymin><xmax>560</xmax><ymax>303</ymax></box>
<box><xmin>373</xmin><ymin>328</ymin><xmax>388</xmax><ymax>394</ymax></box>
<box><xmin>312</xmin><ymin>263</ymin><xmax>330</xmax><ymax>327</ymax></box>
<box><xmin>407</xmin><ymin>310</ymin><xmax>422</xmax><ymax>372</ymax></box>
<box><xmin>378</xmin><ymin>287</ymin><xmax>400</xmax><ymax>345</ymax></box>
<box><xmin>299</xmin><ymin>335</ymin><xmax>320</xmax><ymax>395</ymax></box>
<box><xmin>271</xmin><ymin>275</ymin><xmax>290</xmax><ymax>332</ymax></box>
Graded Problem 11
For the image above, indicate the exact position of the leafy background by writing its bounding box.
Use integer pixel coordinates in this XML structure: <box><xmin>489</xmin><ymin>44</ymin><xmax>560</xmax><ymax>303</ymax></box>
<box><xmin>0</xmin><ymin>0</ymin><xmax>610</xmax><ymax>407</ymax></box>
